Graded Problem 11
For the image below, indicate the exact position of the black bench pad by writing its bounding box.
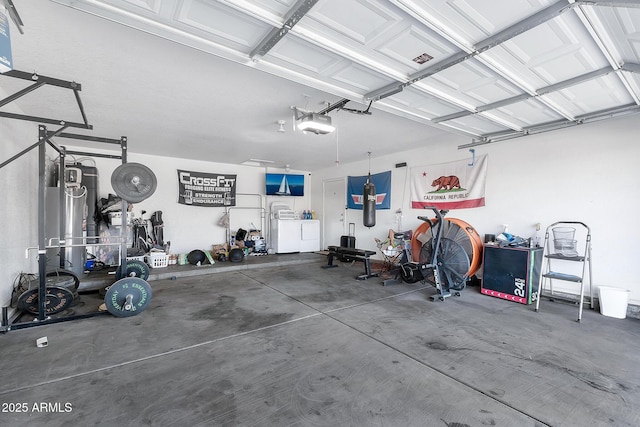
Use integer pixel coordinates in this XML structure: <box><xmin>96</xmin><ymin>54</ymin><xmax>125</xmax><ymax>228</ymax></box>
<box><xmin>323</xmin><ymin>246</ymin><xmax>379</xmax><ymax>280</ymax></box>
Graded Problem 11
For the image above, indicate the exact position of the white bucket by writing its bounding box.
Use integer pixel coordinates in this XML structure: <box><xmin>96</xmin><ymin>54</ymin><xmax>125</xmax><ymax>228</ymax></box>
<box><xmin>598</xmin><ymin>286</ymin><xmax>630</xmax><ymax>319</ymax></box>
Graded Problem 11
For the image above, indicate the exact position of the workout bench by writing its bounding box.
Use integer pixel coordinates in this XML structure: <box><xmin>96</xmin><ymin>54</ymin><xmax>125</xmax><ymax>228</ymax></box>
<box><xmin>322</xmin><ymin>246</ymin><xmax>379</xmax><ymax>280</ymax></box>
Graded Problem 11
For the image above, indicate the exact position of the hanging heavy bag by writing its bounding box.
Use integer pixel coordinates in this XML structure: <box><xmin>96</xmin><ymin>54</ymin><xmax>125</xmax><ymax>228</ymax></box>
<box><xmin>363</xmin><ymin>174</ymin><xmax>376</xmax><ymax>228</ymax></box>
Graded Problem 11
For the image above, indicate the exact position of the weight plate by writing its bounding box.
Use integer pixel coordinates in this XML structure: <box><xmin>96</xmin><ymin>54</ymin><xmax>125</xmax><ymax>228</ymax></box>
<box><xmin>111</xmin><ymin>162</ymin><xmax>158</xmax><ymax>203</ymax></box>
<box><xmin>46</xmin><ymin>269</ymin><xmax>80</xmax><ymax>290</ymax></box>
<box><xmin>45</xmin><ymin>274</ymin><xmax>79</xmax><ymax>305</ymax></box>
<box><xmin>104</xmin><ymin>277</ymin><xmax>152</xmax><ymax>318</ymax></box>
<box><xmin>399</xmin><ymin>263</ymin><xmax>421</xmax><ymax>284</ymax></box>
<box><xmin>115</xmin><ymin>260</ymin><xmax>151</xmax><ymax>281</ymax></box>
<box><xmin>16</xmin><ymin>286</ymin><xmax>74</xmax><ymax>315</ymax></box>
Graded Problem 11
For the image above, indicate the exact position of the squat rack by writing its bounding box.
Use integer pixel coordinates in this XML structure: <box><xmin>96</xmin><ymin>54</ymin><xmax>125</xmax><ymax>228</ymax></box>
<box><xmin>0</xmin><ymin>70</ymin><xmax>131</xmax><ymax>330</ymax></box>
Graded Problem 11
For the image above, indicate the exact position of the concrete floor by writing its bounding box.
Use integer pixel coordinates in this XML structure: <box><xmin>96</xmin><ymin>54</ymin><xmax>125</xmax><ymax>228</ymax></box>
<box><xmin>1</xmin><ymin>253</ymin><xmax>639</xmax><ymax>426</ymax></box>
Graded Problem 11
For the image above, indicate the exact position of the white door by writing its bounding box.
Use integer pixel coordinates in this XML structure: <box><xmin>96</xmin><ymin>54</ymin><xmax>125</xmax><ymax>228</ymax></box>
<box><xmin>322</xmin><ymin>178</ymin><xmax>346</xmax><ymax>249</ymax></box>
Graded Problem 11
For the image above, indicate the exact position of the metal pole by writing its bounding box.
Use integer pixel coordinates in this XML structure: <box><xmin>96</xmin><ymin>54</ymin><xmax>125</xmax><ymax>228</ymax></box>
<box><xmin>59</xmin><ymin>146</ymin><xmax>66</xmax><ymax>269</ymax></box>
<box><xmin>37</xmin><ymin>126</ymin><xmax>47</xmax><ymax>321</ymax></box>
<box><xmin>120</xmin><ymin>137</ymin><xmax>128</xmax><ymax>275</ymax></box>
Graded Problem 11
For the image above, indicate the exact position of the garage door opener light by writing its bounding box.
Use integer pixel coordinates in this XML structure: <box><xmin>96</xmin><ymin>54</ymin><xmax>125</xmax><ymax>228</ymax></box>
<box><xmin>292</xmin><ymin>107</ymin><xmax>335</xmax><ymax>135</ymax></box>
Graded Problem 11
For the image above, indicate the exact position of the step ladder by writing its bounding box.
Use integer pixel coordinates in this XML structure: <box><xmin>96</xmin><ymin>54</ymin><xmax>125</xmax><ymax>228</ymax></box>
<box><xmin>534</xmin><ymin>221</ymin><xmax>593</xmax><ymax>322</ymax></box>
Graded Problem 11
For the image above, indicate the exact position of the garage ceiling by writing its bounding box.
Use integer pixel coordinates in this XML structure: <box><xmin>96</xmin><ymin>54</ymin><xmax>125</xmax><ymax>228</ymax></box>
<box><xmin>2</xmin><ymin>0</ymin><xmax>640</xmax><ymax>171</ymax></box>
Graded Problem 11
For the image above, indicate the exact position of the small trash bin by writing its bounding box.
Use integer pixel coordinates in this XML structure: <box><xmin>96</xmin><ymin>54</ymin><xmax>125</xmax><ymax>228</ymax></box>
<box><xmin>598</xmin><ymin>286</ymin><xmax>630</xmax><ymax>319</ymax></box>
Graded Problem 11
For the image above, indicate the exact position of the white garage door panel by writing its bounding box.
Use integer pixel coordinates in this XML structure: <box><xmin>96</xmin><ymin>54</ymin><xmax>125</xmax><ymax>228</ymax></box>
<box><xmin>382</xmin><ymin>89</ymin><xmax>462</xmax><ymax>119</ymax></box>
<box><xmin>425</xmin><ymin>59</ymin><xmax>523</xmax><ymax>106</ymax></box>
<box><xmin>544</xmin><ymin>75</ymin><xmax>637</xmax><ymax>117</ymax></box>
<box><xmin>497</xmin><ymin>13</ymin><xmax>609</xmax><ymax>85</ymax></box>
<box><xmin>493</xmin><ymin>99</ymin><xmax>565</xmax><ymax>128</ymax></box>
<box><xmin>445</xmin><ymin>114</ymin><xmax>510</xmax><ymax>135</ymax></box>
<box><xmin>176</xmin><ymin>0</ymin><xmax>272</xmax><ymax>51</ymax></box>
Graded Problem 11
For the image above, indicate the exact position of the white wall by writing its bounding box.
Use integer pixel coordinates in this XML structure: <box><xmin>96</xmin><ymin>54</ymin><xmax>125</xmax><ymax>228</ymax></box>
<box><xmin>0</xmin><ymin>119</ymin><xmax>39</xmax><ymax>313</ymax></box>
<box><xmin>0</xmin><ymin>129</ymin><xmax>314</xmax><ymax>312</ymax></box>
<box><xmin>2</xmin><ymin>113</ymin><xmax>638</xmax><ymax>313</ymax></box>
<box><xmin>66</xmin><ymin>151</ymin><xmax>313</xmax><ymax>256</ymax></box>
<box><xmin>311</xmin><ymin>114</ymin><xmax>640</xmax><ymax>305</ymax></box>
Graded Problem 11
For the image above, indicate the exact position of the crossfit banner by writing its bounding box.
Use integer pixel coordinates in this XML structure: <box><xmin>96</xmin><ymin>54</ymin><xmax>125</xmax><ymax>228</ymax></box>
<box><xmin>411</xmin><ymin>154</ymin><xmax>488</xmax><ymax>209</ymax></box>
<box><xmin>177</xmin><ymin>170</ymin><xmax>237</xmax><ymax>207</ymax></box>
<box><xmin>347</xmin><ymin>171</ymin><xmax>391</xmax><ymax>210</ymax></box>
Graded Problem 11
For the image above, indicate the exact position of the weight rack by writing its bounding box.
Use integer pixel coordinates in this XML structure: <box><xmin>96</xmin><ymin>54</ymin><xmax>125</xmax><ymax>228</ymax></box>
<box><xmin>0</xmin><ymin>70</ymin><xmax>132</xmax><ymax>331</ymax></box>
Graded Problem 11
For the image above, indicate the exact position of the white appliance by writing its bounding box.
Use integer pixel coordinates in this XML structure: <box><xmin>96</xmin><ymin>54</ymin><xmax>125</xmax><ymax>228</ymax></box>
<box><xmin>270</xmin><ymin>205</ymin><xmax>320</xmax><ymax>253</ymax></box>
<box><xmin>270</xmin><ymin>219</ymin><xmax>320</xmax><ymax>253</ymax></box>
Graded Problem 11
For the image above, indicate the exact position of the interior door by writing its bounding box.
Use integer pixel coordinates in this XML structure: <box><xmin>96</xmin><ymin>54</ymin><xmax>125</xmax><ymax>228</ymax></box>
<box><xmin>322</xmin><ymin>178</ymin><xmax>346</xmax><ymax>249</ymax></box>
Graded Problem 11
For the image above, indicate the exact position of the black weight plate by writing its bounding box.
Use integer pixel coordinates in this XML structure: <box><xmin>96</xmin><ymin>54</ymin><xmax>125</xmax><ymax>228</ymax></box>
<box><xmin>46</xmin><ymin>269</ymin><xmax>80</xmax><ymax>290</ymax></box>
<box><xmin>400</xmin><ymin>263</ymin><xmax>421</xmax><ymax>284</ymax></box>
<box><xmin>111</xmin><ymin>162</ymin><xmax>157</xmax><ymax>203</ymax></box>
<box><xmin>17</xmin><ymin>286</ymin><xmax>74</xmax><ymax>315</ymax></box>
<box><xmin>104</xmin><ymin>277</ymin><xmax>152</xmax><ymax>318</ymax></box>
<box><xmin>126</xmin><ymin>260</ymin><xmax>150</xmax><ymax>280</ymax></box>
<box><xmin>115</xmin><ymin>260</ymin><xmax>151</xmax><ymax>281</ymax></box>
<box><xmin>45</xmin><ymin>274</ymin><xmax>79</xmax><ymax>305</ymax></box>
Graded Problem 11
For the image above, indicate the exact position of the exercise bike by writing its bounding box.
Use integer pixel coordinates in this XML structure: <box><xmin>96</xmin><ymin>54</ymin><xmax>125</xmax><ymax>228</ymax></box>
<box><xmin>399</xmin><ymin>207</ymin><xmax>470</xmax><ymax>301</ymax></box>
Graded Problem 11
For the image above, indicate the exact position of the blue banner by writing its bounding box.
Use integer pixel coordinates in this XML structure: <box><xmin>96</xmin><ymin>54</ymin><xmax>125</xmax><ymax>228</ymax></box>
<box><xmin>347</xmin><ymin>171</ymin><xmax>391</xmax><ymax>210</ymax></box>
<box><xmin>0</xmin><ymin>6</ymin><xmax>13</xmax><ymax>73</ymax></box>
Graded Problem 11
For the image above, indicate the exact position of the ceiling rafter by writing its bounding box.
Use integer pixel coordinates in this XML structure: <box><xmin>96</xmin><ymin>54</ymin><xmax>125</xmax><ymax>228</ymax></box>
<box><xmin>460</xmin><ymin>103</ymin><xmax>640</xmax><ymax>148</ymax></box>
<box><xmin>249</xmin><ymin>0</ymin><xmax>318</xmax><ymax>61</ymax></box>
<box><xmin>432</xmin><ymin>66</ymin><xmax>617</xmax><ymax>123</ymax></box>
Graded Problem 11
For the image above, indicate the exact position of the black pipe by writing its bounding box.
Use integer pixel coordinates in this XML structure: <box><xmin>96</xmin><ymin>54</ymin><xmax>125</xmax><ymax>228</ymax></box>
<box><xmin>37</xmin><ymin>127</ymin><xmax>47</xmax><ymax>321</ymax></box>
<box><xmin>7</xmin><ymin>311</ymin><xmax>110</xmax><ymax>331</ymax></box>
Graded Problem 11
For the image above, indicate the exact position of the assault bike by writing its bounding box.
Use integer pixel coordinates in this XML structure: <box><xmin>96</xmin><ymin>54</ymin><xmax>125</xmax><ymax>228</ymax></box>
<box><xmin>399</xmin><ymin>207</ymin><xmax>470</xmax><ymax>301</ymax></box>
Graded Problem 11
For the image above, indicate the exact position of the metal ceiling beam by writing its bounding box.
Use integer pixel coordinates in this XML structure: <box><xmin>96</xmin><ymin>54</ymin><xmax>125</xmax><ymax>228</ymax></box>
<box><xmin>474</xmin><ymin>1</ymin><xmax>573</xmax><ymax>53</ymax></box>
<box><xmin>366</xmin><ymin>50</ymin><xmax>473</xmax><ymax>101</ymax></box>
<box><xmin>621</xmin><ymin>63</ymin><xmax>640</xmax><ymax>74</ymax></box>
<box><xmin>459</xmin><ymin>103</ymin><xmax>640</xmax><ymax>148</ymax></box>
<box><xmin>584</xmin><ymin>0</ymin><xmax>640</xmax><ymax>7</ymax></box>
<box><xmin>432</xmin><ymin>66</ymin><xmax>615</xmax><ymax>123</ymax></box>
<box><xmin>250</xmin><ymin>0</ymin><xmax>318</xmax><ymax>61</ymax></box>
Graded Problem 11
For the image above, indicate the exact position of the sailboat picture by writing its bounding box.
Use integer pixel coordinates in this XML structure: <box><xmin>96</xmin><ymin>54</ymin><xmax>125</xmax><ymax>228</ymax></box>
<box><xmin>276</xmin><ymin>175</ymin><xmax>290</xmax><ymax>195</ymax></box>
<box><xmin>265</xmin><ymin>173</ymin><xmax>305</xmax><ymax>196</ymax></box>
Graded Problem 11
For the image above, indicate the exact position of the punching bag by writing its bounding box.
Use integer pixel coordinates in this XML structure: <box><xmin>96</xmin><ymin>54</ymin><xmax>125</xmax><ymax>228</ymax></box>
<box><xmin>363</xmin><ymin>173</ymin><xmax>376</xmax><ymax>227</ymax></box>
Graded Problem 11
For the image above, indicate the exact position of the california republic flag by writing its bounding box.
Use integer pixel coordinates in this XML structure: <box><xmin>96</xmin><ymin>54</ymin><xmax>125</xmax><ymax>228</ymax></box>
<box><xmin>411</xmin><ymin>154</ymin><xmax>488</xmax><ymax>209</ymax></box>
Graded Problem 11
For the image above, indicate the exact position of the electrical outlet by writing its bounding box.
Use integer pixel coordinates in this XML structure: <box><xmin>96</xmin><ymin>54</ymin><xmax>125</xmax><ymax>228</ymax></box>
<box><xmin>535</xmin><ymin>223</ymin><xmax>541</xmax><ymax>231</ymax></box>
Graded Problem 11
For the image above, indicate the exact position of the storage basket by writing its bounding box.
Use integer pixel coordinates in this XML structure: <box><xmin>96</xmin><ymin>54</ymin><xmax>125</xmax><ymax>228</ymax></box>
<box><xmin>126</xmin><ymin>255</ymin><xmax>145</xmax><ymax>263</ymax></box>
<box><xmin>146</xmin><ymin>253</ymin><xmax>169</xmax><ymax>268</ymax></box>
<box><xmin>552</xmin><ymin>227</ymin><xmax>578</xmax><ymax>256</ymax></box>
